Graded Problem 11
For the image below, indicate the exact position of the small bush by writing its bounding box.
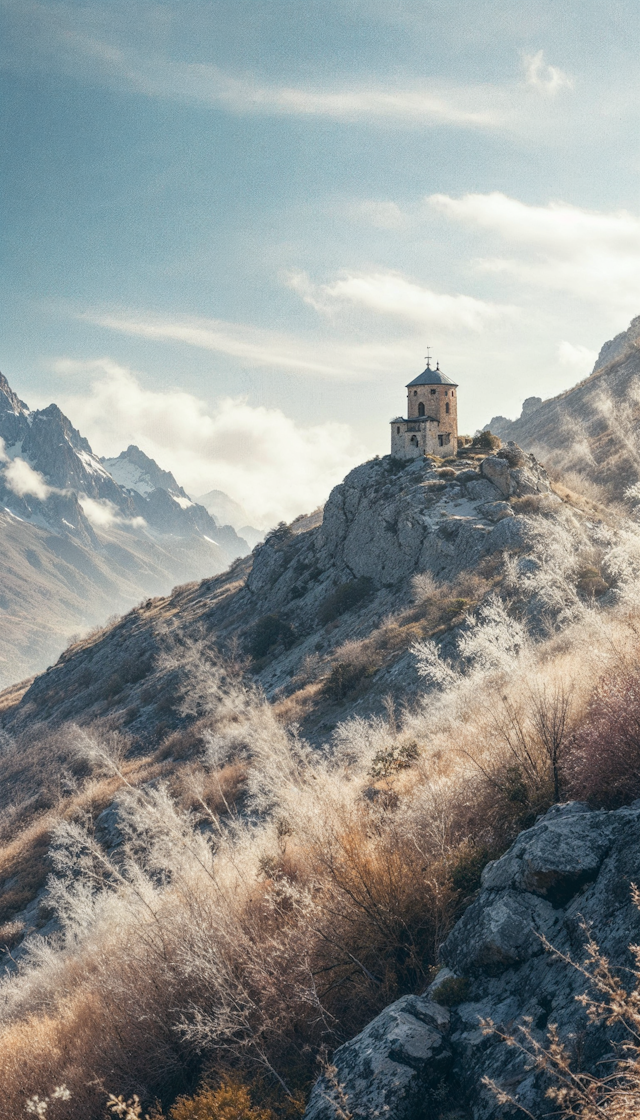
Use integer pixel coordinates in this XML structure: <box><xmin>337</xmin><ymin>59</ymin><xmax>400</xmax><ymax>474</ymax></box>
<box><xmin>472</xmin><ymin>430</ymin><xmax>501</xmax><ymax>450</ymax></box>
<box><xmin>318</xmin><ymin>578</ymin><xmax>375</xmax><ymax>625</ymax></box>
<box><xmin>431</xmin><ymin>976</ymin><xmax>470</xmax><ymax>1007</ymax></box>
<box><xmin>248</xmin><ymin>614</ymin><xmax>295</xmax><ymax>660</ymax></box>
<box><xmin>324</xmin><ymin>661</ymin><xmax>371</xmax><ymax>701</ymax></box>
<box><xmin>576</xmin><ymin>567</ymin><xmax>609</xmax><ymax>598</ymax></box>
<box><xmin>265</xmin><ymin>522</ymin><xmax>293</xmax><ymax>547</ymax></box>
<box><xmin>496</xmin><ymin>446</ymin><xmax>525</xmax><ymax>467</ymax></box>
<box><xmin>169</xmin><ymin>1081</ymin><xmax>275</xmax><ymax>1120</ymax></box>
<box><xmin>510</xmin><ymin>494</ymin><xmax>553</xmax><ymax>515</ymax></box>
<box><xmin>0</xmin><ymin>919</ymin><xmax>24</xmax><ymax>950</ymax></box>
<box><xmin>369</xmin><ymin>741</ymin><xmax>419</xmax><ymax>780</ymax></box>
<box><xmin>411</xmin><ymin>572</ymin><xmax>440</xmax><ymax>602</ymax></box>
<box><xmin>450</xmin><ymin>845</ymin><xmax>491</xmax><ymax>897</ymax></box>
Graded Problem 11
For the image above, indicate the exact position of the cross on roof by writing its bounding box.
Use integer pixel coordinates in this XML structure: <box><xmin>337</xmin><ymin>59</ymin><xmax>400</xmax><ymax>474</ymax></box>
<box><xmin>424</xmin><ymin>347</ymin><xmax>431</xmax><ymax>368</ymax></box>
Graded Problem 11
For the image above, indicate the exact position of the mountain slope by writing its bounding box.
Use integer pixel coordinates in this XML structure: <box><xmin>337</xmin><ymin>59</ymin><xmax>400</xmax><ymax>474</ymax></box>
<box><xmin>3</xmin><ymin>441</ymin><xmax>611</xmax><ymax>745</ymax></box>
<box><xmin>0</xmin><ymin>374</ymin><xmax>249</xmax><ymax>686</ymax></box>
<box><xmin>484</xmin><ymin>315</ymin><xmax>640</xmax><ymax>499</ymax></box>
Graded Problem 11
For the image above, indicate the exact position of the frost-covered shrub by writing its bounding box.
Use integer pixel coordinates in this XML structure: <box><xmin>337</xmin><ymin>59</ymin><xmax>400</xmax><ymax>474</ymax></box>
<box><xmin>565</xmin><ymin>669</ymin><xmax>640</xmax><ymax>807</ymax></box>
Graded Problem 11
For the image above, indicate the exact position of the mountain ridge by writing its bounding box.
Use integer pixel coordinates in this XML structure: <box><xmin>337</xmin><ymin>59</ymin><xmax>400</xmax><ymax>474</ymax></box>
<box><xmin>484</xmin><ymin>314</ymin><xmax>640</xmax><ymax>499</ymax></box>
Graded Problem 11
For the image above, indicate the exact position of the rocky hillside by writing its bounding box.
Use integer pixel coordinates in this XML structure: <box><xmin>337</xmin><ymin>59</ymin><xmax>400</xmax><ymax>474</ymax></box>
<box><xmin>0</xmin><ymin>374</ymin><xmax>249</xmax><ymax>686</ymax></box>
<box><xmin>484</xmin><ymin>315</ymin><xmax>640</xmax><ymax>500</ymax></box>
<box><xmin>2</xmin><ymin>440</ymin><xmax>607</xmax><ymax>746</ymax></box>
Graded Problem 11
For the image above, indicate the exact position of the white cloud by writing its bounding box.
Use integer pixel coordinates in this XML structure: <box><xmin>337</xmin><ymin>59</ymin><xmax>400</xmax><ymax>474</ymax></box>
<box><xmin>80</xmin><ymin>309</ymin><xmax>416</xmax><ymax>381</ymax></box>
<box><xmin>288</xmin><ymin>270</ymin><xmax>516</xmax><ymax>331</ymax></box>
<box><xmin>523</xmin><ymin>50</ymin><xmax>573</xmax><ymax>96</ymax></box>
<box><xmin>3</xmin><ymin>458</ymin><xmax>50</xmax><ymax>500</ymax></box>
<box><xmin>55</xmin><ymin>360</ymin><xmax>367</xmax><ymax>528</ymax></box>
<box><xmin>77</xmin><ymin>495</ymin><xmax>146</xmax><ymax>529</ymax></box>
<box><xmin>558</xmin><ymin>341</ymin><xmax>597</xmax><ymax>371</ymax></box>
<box><xmin>75</xmin><ymin>39</ymin><xmax>500</xmax><ymax>126</ymax></box>
<box><xmin>427</xmin><ymin>192</ymin><xmax>640</xmax><ymax>310</ymax></box>
<box><xmin>0</xmin><ymin>437</ymin><xmax>6</xmax><ymax>463</ymax></box>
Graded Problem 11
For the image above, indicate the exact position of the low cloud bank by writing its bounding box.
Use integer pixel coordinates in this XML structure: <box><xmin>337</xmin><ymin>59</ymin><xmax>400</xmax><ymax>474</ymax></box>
<box><xmin>56</xmin><ymin>360</ymin><xmax>367</xmax><ymax>529</ymax></box>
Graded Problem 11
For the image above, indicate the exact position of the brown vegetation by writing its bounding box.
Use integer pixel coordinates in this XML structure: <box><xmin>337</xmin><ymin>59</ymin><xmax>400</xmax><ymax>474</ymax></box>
<box><xmin>3</xmin><ymin>573</ymin><xmax>640</xmax><ymax>1115</ymax></box>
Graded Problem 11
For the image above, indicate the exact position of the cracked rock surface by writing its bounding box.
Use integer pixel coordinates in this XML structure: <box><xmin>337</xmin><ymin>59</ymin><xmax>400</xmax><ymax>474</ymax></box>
<box><xmin>304</xmin><ymin>801</ymin><xmax>640</xmax><ymax>1119</ymax></box>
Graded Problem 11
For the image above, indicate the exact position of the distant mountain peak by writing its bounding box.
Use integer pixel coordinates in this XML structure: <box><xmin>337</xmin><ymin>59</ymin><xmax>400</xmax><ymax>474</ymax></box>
<box><xmin>0</xmin><ymin>372</ymin><xmax>29</xmax><ymax>417</ymax></box>
<box><xmin>102</xmin><ymin>444</ymin><xmax>188</xmax><ymax>500</ymax></box>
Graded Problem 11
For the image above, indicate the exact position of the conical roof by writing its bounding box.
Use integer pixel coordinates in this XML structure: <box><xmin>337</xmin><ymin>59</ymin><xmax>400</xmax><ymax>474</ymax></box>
<box><xmin>406</xmin><ymin>361</ymin><xmax>457</xmax><ymax>387</ymax></box>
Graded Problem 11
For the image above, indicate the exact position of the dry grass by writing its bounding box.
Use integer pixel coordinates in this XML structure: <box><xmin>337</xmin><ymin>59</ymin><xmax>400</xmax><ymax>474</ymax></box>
<box><xmin>2</xmin><ymin>585</ymin><xmax>640</xmax><ymax>1115</ymax></box>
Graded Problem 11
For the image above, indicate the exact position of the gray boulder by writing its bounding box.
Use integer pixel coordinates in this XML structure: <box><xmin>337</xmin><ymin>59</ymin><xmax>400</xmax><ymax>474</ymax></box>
<box><xmin>304</xmin><ymin>997</ymin><xmax>451</xmax><ymax>1120</ymax></box>
<box><xmin>480</xmin><ymin>456</ymin><xmax>512</xmax><ymax>497</ymax></box>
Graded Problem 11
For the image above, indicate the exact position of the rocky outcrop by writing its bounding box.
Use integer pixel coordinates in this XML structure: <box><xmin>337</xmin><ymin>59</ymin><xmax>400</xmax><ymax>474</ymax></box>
<box><xmin>305</xmin><ymin>801</ymin><xmax>640</xmax><ymax>1119</ymax></box>
<box><xmin>256</xmin><ymin>442</ymin><xmax>553</xmax><ymax>598</ymax></box>
<box><xmin>3</xmin><ymin>439</ymin><xmax>593</xmax><ymax>733</ymax></box>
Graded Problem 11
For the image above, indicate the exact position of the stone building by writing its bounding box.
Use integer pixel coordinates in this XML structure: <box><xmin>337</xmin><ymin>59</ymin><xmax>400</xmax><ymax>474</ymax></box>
<box><xmin>390</xmin><ymin>358</ymin><xmax>458</xmax><ymax>459</ymax></box>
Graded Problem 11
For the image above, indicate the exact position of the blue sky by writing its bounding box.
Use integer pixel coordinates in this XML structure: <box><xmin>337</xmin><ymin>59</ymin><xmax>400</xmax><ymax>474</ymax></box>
<box><xmin>2</xmin><ymin>0</ymin><xmax>640</xmax><ymax>524</ymax></box>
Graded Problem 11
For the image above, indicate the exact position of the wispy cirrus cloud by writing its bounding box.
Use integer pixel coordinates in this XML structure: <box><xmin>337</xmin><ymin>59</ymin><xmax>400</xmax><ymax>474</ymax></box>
<box><xmin>79</xmin><ymin>307</ymin><xmax>420</xmax><ymax>381</ymax></box>
<box><xmin>0</xmin><ymin>2</ymin><xmax>503</xmax><ymax>128</ymax></box>
<box><xmin>288</xmin><ymin>269</ymin><xmax>517</xmax><ymax>331</ymax></box>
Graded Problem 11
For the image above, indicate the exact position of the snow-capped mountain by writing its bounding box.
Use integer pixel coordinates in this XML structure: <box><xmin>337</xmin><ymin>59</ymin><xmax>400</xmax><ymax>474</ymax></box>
<box><xmin>0</xmin><ymin>373</ymin><xmax>249</xmax><ymax>687</ymax></box>
<box><xmin>103</xmin><ymin>444</ymin><xmax>187</xmax><ymax>500</ymax></box>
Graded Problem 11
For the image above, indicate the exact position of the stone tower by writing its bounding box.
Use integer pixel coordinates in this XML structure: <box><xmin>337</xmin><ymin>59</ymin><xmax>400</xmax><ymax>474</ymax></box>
<box><xmin>390</xmin><ymin>358</ymin><xmax>458</xmax><ymax>459</ymax></box>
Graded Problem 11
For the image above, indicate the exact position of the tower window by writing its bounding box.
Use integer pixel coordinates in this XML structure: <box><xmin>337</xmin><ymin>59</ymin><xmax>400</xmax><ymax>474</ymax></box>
<box><xmin>396</xmin><ymin>426</ymin><xmax>400</xmax><ymax>434</ymax></box>
<box><xmin>430</xmin><ymin>388</ymin><xmax>436</xmax><ymax>395</ymax></box>
<box><xmin>438</xmin><ymin>434</ymin><xmax>444</xmax><ymax>446</ymax></box>
<box><xmin>418</xmin><ymin>402</ymin><xmax>425</xmax><ymax>416</ymax></box>
<box><xmin>451</xmin><ymin>390</ymin><xmax>454</xmax><ymax>397</ymax></box>
<box><xmin>445</xmin><ymin>402</ymin><xmax>450</xmax><ymax>414</ymax></box>
<box><xmin>413</xmin><ymin>390</ymin><xmax>417</xmax><ymax>396</ymax></box>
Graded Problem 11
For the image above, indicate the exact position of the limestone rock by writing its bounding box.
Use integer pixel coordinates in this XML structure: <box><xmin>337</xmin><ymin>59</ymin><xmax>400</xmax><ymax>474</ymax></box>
<box><xmin>480</xmin><ymin>801</ymin><xmax>614</xmax><ymax>900</ymax></box>
<box><xmin>480</xmin><ymin>456</ymin><xmax>513</xmax><ymax>497</ymax></box>
<box><xmin>442</xmin><ymin>889</ymin><xmax>561</xmax><ymax>976</ymax></box>
<box><xmin>304</xmin><ymin>996</ymin><xmax>451</xmax><ymax>1120</ymax></box>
